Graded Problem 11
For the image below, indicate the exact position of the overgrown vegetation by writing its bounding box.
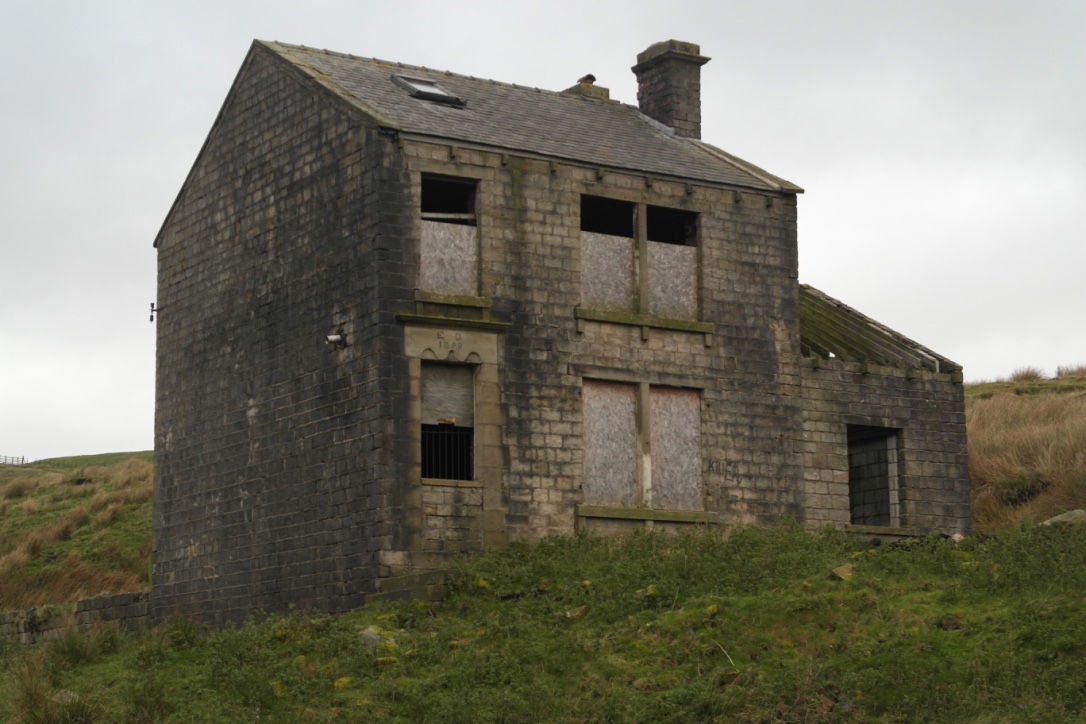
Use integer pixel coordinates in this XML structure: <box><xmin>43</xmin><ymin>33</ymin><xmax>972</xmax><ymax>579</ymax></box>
<box><xmin>967</xmin><ymin>365</ymin><xmax>1086</xmax><ymax>532</ymax></box>
<box><xmin>2</xmin><ymin>365</ymin><xmax>1086</xmax><ymax>718</ymax></box>
<box><xmin>0</xmin><ymin>453</ymin><xmax>152</xmax><ymax>610</ymax></box>
<box><xmin>2</xmin><ymin>525</ymin><xmax>1086</xmax><ymax>721</ymax></box>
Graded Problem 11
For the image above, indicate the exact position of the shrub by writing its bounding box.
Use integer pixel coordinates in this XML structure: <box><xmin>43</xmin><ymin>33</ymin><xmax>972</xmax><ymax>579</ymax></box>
<box><xmin>1056</xmin><ymin>364</ymin><xmax>1086</xmax><ymax>378</ymax></box>
<box><xmin>1</xmin><ymin>480</ymin><xmax>35</xmax><ymax>500</ymax></box>
<box><xmin>1009</xmin><ymin>366</ymin><xmax>1045</xmax><ymax>382</ymax></box>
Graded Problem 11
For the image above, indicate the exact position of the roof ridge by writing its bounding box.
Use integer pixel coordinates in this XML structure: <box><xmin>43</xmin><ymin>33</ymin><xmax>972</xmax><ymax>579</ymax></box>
<box><xmin>256</xmin><ymin>40</ymin><xmax>789</xmax><ymax>192</ymax></box>
<box><xmin>269</xmin><ymin>40</ymin><xmax>569</xmax><ymax>98</ymax></box>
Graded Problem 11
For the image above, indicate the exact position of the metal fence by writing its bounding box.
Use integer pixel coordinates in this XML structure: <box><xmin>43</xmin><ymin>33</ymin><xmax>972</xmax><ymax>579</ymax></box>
<box><xmin>0</xmin><ymin>455</ymin><xmax>27</xmax><ymax>466</ymax></box>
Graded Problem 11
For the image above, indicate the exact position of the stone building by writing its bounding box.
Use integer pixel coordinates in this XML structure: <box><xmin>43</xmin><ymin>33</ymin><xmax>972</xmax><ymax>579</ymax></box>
<box><xmin>152</xmin><ymin>39</ymin><xmax>969</xmax><ymax>623</ymax></box>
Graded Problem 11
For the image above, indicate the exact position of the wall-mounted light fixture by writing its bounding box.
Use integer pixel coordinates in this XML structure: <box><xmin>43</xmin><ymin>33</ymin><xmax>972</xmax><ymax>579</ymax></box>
<box><xmin>325</xmin><ymin>332</ymin><xmax>348</xmax><ymax>349</ymax></box>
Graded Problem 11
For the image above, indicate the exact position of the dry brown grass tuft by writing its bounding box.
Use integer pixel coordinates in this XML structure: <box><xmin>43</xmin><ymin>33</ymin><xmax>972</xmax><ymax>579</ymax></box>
<box><xmin>0</xmin><ymin>454</ymin><xmax>153</xmax><ymax>610</ymax></box>
<box><xmin>109</xmin><ymin>457</ymin><xmax>153</xmax><ymax>488</ymax></box>
<box><xmin>1008</xmin><ymin>366</ymin><xmax>1046</xmax><ymax>382</ymax></box>
<box><xmin>968</xmin><ymin>390</ymin><xmax>1086</xmax><ymax>531</ymax></box>
<box><xmin>1</xmin><ymin>478</ymin><xmax>37</xmax><ymax>500</ymax></box>
<box><xmin>1056</xmin><ymin>363</ymin><xmax>1086</xmax><ymax>378</ymax></box>
<box><xmin>92</xmin><ymin>502</ymin><xmax>124</xmax><ymax>528</ymax></box>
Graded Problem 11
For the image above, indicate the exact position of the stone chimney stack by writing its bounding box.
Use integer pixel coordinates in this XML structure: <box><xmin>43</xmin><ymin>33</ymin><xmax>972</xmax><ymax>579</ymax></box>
<box><xmin>631</xmin><ymin>40</ymin><xmax>710</xmax><ymax>139</ymax></box>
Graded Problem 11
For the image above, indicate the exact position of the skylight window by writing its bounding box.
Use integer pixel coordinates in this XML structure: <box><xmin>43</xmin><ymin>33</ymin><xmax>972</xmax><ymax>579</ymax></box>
<box><xmin>392</xmin><ymin>75</ymin><xmax>465</xmax><ymax>106</ymax></box>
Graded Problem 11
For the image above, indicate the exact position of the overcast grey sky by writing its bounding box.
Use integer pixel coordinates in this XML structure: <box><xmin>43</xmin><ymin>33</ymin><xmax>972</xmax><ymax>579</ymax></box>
<box><xmin>2</xmin><ymin>0</ymin><xmax>1083</xmax><ymax>461</ymax></box>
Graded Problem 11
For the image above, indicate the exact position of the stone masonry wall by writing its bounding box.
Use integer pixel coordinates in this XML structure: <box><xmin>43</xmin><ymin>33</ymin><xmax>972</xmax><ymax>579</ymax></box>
<box><xmin>153</xmin><ymin>44</ymin><xmax>397</xmax><ymax>624</ymax></box>
<box><xmin>392</xmin><ymin>139</ymin><xmax>806</xmax><ymax>549</ymax></box>
<box><xmin>0</xmin><ymin>593</ymin><xmax>148</xmax><ymax>645</ymax></box>
<box><xmin>800</xmin><ymin>359</ymin><xmax>970</xmax><ymax>533</ymax></box>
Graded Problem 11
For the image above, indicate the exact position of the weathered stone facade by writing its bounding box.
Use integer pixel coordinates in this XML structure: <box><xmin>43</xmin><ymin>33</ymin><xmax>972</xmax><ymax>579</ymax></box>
<box><xmin>153</xmin><ymin>39</ymin><xmax>969</xmax><ymax>624</ymax></box>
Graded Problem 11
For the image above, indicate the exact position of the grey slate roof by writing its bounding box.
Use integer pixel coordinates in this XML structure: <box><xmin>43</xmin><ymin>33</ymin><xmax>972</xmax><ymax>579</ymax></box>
<box><xmin>263</xmin><ymin>41</ymin><xmax>800</xmax><ymax>193</ymax></box>
<box><xmin>799</xmin><ymin>285</ymin><xmax>961</xmax><ymax>373</ymax></box>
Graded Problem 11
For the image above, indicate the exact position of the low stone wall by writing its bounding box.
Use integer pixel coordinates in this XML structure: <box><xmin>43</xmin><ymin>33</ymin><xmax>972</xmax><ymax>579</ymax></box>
<box><xmin>0</xmin><ymin>592</ymin><xmax>149</xmax><ymax>644</ymax></box>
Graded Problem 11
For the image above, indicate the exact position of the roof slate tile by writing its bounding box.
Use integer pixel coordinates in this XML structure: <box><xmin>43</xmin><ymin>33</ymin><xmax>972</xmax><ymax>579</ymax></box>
<box><xmin>264</xmin><ymin>41</ymin><xmax>799</xmax><ymax>192</ymax></box>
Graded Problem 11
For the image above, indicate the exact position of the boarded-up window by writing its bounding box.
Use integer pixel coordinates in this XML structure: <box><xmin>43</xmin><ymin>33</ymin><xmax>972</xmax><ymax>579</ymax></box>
<box><xmin>649</xmin><ymin>387</ymin><xmax>702</xmax><ymax>510</ymax></box>
<box><xmin>581</xmin><ymin>196</ymin><xmax>636</xmax><ymax>311</ymax></box>
<box><xmin>582</xmin><ymin>380</ymin><xmax>637</xmax><ymax>506</ymax></box>
<box><xmin>422</xmin><ymin>363</ymin><xmax>474</xmax><ymax>480</ymax></box>
<box><xmin>646</xmin><ymin>205</ymin><xmax>698</xmax><ymax>319</ymax></box>
<box><xmin>580</xmin><ymin>196</ymin><xmax>698</xmax><ymax>318</ymax></box>
<box><xmin>420</xmin><ymin>175</ymin><xmax>478</xmax><ymax>295</ymax></box>
<box><xmin>582</xmin><ymin>232</ymin><xmax>635</xmax><ymax>310</ymax></box>
<box><xmin>582</xmin><ymin>380</ymin><xmax>702</xmax><ymax>511</ymax></box>
<box><xmin>420</xmin><ymin>221</ymin><xmax>478</xmax><ymax>295</ymax></box>
<box><xmin>647</xmin><ymin>241</ymin><xmax>697</xmax><ymax>318</ymax></box>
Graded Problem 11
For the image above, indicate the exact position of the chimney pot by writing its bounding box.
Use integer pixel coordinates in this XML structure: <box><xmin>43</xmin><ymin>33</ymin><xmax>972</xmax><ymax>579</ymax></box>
<box><xmin>631</xmin><ymin>40</ymin><xmax>710</xmax><ymax>139</ymax></box>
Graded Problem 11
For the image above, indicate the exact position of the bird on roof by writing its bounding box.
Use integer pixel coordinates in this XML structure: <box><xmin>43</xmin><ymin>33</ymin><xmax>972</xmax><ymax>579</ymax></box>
<box><xmin>577</xmin><ymin>73</ymin><xmax>596</xmax><ymax>84</ymax></box>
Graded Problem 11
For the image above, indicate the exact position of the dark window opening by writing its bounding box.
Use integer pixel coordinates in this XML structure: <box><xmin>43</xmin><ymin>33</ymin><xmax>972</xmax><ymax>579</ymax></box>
<box><xmin>847</xmin><ymin>425</ymin><xmax>899</xmax><ymax>526</ymax></box>
<box><xmin>422</xmin><ymin>424</ymin><xmax>473</xmax><ymax>480</ymax></box>
<box><xmin>581</xmin><ymin>195</ymin><xmax>634</xmax><ymax>237</ymax></box>
<box><xmin>647</xmin><ymin>205</ymin><xmax>698</xmax><ymax>245</ymax></box>
<box><xmin>422</xmin><ymin>176</ymin><xmax>476</xmax><ymax>225</ymax></box>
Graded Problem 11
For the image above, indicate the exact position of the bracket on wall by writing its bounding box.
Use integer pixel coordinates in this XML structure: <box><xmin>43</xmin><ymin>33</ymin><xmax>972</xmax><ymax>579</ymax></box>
<box><xmin>149</xmin><ymin>302</ymin><xmax>158</xmax><ymax>322</ymax></box>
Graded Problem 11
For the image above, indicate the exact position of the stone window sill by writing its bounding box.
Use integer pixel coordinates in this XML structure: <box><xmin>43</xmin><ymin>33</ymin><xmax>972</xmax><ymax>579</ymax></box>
<box><xmin>846</xmin><ymin>524</ymin><xmax>927</xmax><ymax>539</ymax></box>
<box><xmin>575</xmin><ymin>306</ymin><xmax>712</xmax><ymax>344</ymax></box>
<box><xmin>421</xmin><ymin>478</ymin><xmax>482</xmax><ymax>488</ymax></box>
<box><xmin>576</xmin><ymin>504</ymin><xmax>716</xmax><ymax>524</ymax></box>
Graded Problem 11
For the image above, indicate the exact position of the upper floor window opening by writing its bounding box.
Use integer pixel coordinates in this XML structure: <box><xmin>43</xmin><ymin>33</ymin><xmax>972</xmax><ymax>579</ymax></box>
<box><xmin>422</xmin><ymin>175</ymin><xmax>477</xmax><ymax>226</ymax></box>
<box><xmin>647</xmin><ymin>204</ymin><xmax>698</xmax><ymax>246</ymax></box>
<box><xmin>580</xmin><ymin>193</ymin><xmax>700</xmax><ymax>319</ymax></box>
<box><xmin>419</xmin><ymin>175</ymin><xmax>478</xmax><ymax>294</ymax></box>
<box><xmin>581</xmin><ymin>195</ymin><xmax>634</xmax><ymax>237</ymax></box>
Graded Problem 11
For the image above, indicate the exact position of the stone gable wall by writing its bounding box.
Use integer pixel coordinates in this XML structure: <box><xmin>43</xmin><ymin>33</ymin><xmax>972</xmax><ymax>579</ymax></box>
<box><xmin>153</xmin><ymin>45</ymin><xmax>401</xmax><ymax>624</ymax></box>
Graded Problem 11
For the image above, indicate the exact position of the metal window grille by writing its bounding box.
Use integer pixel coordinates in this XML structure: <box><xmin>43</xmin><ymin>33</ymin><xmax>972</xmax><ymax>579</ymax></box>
<box><xmin>421</xmin><ymin>424</ymin><xmax>473</xmax><ymax>481</ymax></box>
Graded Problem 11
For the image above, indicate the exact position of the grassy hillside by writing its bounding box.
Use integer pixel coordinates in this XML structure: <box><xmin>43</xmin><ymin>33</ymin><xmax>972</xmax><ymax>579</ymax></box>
<box><xmin>0</xmin><ymin>453</ymin><xmax>152</xmax><ymax>610</ymax></box>
<box><xmin>966</xmin><ymin>366</ymin><xmax>1086</xmax><ymax>532</ymax></box>
<box><xmin>2</xmin><ymin>368</ymin><xmax>1086</xmax><ymax>718</ymax></box>
<box><xmin>3</xmin><ymin>525</ymin><xmax>1086</xmax><ymax>721</ymax></box>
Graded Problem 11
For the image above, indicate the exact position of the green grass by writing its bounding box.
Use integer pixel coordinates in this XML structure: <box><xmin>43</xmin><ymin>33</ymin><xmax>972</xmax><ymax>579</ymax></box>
<box><xmin>0</xmin><ymin>453</ymin><xmax>152</xmax><ymax>610</ymax></box>
<box><xmin>965</xmin><ymin>367</ymin><xmax>1086</xmax><ymax>400</ymax></box>
<box><xmin>3</xmin><ymin>524</ymin><xmax>1086</xmax><ymax>721</ymax></box>
<box><xmin>24</xmin><ymin>451</ymin><xmax>154</xmax><ymax>470</ymax></box>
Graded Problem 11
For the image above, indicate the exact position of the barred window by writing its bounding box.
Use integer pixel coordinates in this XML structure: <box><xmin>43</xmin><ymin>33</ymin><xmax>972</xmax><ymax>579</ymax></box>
<box><xmin>421</xmin><ymin>362</ymin><xmax>474</xmax><ymax>481</ymax></box>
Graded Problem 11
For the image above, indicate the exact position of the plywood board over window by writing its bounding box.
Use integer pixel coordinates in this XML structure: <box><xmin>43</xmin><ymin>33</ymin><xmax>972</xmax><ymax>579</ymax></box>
<box><xmin>581</xmin><ymin>232</ymin><xmax>635</xmax><ymax>310</ymax></box>
<box><xmin>649</xmin><ymin>387</ymin><xmax>702</xmax><ymax>510</ymax></box>
<box><xmin>420</xmin><ymin>175</ymin><xmax>478</xmax><ymax>296</ymax></box>
<box><xmin>646</xmin><ymin>204</ymin><xmax>698</xmax><ymax>319</ymax></box>
<box><xmin>647</xmin><ymin>241</ymin><xmax>697</xmax><ymax>318</ymax></box>
<box><xmin>582</xmin><ymin>380</ymin><xmax>638</xmax><ymax>506</ymax></box>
